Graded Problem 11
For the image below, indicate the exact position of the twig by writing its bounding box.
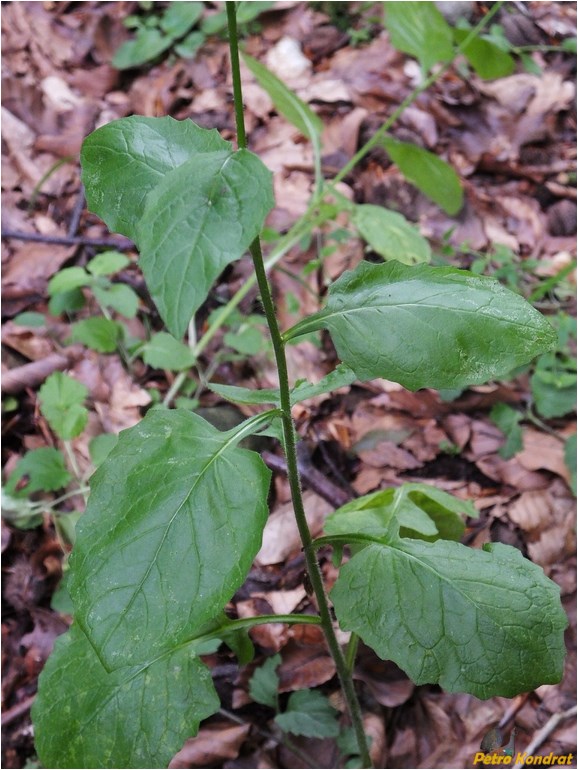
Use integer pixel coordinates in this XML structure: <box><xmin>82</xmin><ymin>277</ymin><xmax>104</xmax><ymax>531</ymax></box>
<box><xmin>1</xmin><ymin>228</ymin><xmax>133</xmax><ymax>251</ymax></box>
<box><xmin>262</xmin><ymin>449</ymin><xmax>350</xmax><ymax>508</ymax></box>
<box><xmin>1</xmin><ymin>694</ymin><xmax>35</xmax><ymax>727</ymax></box>
<box><xmin>1</xmin><ymin>346</ymin><xmax>85</xmax><ymax>394</ymax></box>
<box><xmin>68</xmin><ymin>187</ymin><xmax>86</xmax><ymax>238</ymax></box>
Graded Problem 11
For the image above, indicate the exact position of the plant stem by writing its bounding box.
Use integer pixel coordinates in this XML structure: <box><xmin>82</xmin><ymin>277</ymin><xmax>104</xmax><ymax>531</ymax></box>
<box><xmin>63</xmin><ymin>440</ymin><xmax>88</xmax><ymax>505</ymax></box>
<box><xmin>226</xmin><ymin>4</ymin><xmax>371</xmax><ymax>766</ymax></box>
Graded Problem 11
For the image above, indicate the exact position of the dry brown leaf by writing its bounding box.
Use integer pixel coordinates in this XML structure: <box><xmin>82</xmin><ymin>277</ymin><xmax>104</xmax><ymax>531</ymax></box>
<box><xmin>508</xmin><ymin>489</ymin><xmax>554</xmax><ymax>533</ymax></box>
<box><xmin>72</xmin><ymin>354</ymin><xmax>151</xmax><ymax>435</ymax></box>
<box><xmin>169</xmin><ymin>722</ymin><xmax>250</xmax><ymax>769</ymax></box>
<box><xmin>236</xmin><ymin>596</ymin><xmax>288</xmax><ymax>652</ymax></box>
<box><xmin>474</xmin><ymin>454</ymin><xmax>550</xmax><ymax>491</ymax></box>
<box><xmin>358</xmin><ymin>441</ymin><xmax>422</xmax><ymax>471</ymax></box>
<box><xmin>1</xmin><ymin>322</ymin><xmax>59</xmax><ymax>362</ymax></box>
<box><xmin>277</xmin><ymin>640</ymin><xmax>336</xmax><ymax>692</ymax></box>
<box><xmin>516</xmin><ymin>428</ymin><xmax>572</xmax><ymax>484</ymax></box>
<box><xmin>256</xmin><ymin>491</ymin><xmax>332</xmax><ymax>566</ymax></box>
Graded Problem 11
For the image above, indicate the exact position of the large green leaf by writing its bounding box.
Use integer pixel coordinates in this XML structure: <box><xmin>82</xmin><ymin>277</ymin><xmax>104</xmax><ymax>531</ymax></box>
<box><xmin>137</xmin><ymin>148</ymin><xmax>274</xmax><ymax>338</ymax></box>
<box><xmin>284</xmin><ymin>261</ymin><xmax>557</xmax><ymax>391</ymax></box>
<box><xmin>331</xmin><ymin>539</ymin><xmax>567</xmax><ymax>699</ymax></box>
<box><xmin>81</xmin><ymin>116</ymin><xmax>230</xmax><ymax>241</ymax></box>
<box><xmin>383</xmin><ymin>137</ymin><xmax>463</xmax><ymax>215</ymax></box>
<box><xmin>384</xmin><ymin>2</ymin><xmax>453</xmax><ymax>73</ymax></box>
<box><xmin>32</xmin><ymin>623</ymin><xmax>219</xmax><ymax>769</ymax></box>
<box><xmin>69</xmin><ymin>409</ymin><xmax>271</xmax><ymax>669</ymax></box>
<box><xmin>353</xmin><ymin>204</ymin><xmax>431</xmax><ymax>265</ymax></box>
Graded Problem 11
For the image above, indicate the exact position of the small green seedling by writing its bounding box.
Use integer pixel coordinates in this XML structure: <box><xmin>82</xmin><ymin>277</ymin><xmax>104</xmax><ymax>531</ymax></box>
<box><xmin>48</xmin><ymin>250</ymin><xmax>138</xmax><ymax>354</ymax></box>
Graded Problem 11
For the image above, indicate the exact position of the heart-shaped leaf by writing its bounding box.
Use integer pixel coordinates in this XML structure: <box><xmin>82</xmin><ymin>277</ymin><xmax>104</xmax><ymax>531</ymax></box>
<box><xmin>69</xmin><ymin>409</ymin><xmax>271</xmax><ymax>669</ymax></box>
<box><xmin>284</xmin><ymin>261</ymin><xmax>557</xmax><ymax>391</ymax></box>
<box><xmin>331</xmin><ymin>539</ymin><xmax>567</xmax><ymax>699</ymax></box>
<box><xmin>81</xmin><ymin>116</ymin><xmax>230</xmax><ymax>241</ymax></box>
<box><xmin>32</xmin><ymin>623</ymin><xmax>219</xmax><ymax>769</ymax></box>
<box><xmin>137</xmin><ymin>149</ymin><xmax>274</xmax><ymax>337</ymax></box>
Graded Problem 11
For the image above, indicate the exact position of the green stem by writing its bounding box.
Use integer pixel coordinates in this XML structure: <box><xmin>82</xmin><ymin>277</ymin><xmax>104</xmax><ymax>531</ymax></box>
<box><xmin>226</xmin><ymin>5</ymin><xmax>371</xmax><ymax>767</ymax></box>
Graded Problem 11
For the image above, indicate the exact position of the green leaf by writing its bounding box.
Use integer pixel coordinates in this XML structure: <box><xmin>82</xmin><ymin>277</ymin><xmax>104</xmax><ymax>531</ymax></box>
<box><xmin>48</xmin><ymin>288</ymin><xmax>85</xmax><ymax>316</ymax></box>
<box><xmin>337</xmin><ymin>727</ymin><xmax>372</xmax><ymax>759</ymax></box>
<box><xmin>72</xmin><ymin>317</ymin><xmax>122</xmax><ymax>353</ymax></box>
<box><xmin>89</xmin><ymin>433</ymin><xmax>118</xmax><ymax>467</ymax></box>
<box><xmin>32</xmin><ymin>623</ymin><xmax>219</xmax><ymax>769</ymax></box>
<box><xmin>453</xmin><ymin>28</ymin><xmax>515</xmax><ymax>79</ymax></box>
<box><xmin>159</xmin><ymin>1</ymin><xmax>203</xmax><ymax>38</ymax></box>
<box><xmin>241</xmin><ymin>53</ymin><xmax>323</xmax><ymax>141</ymax></box>
<box><xmin>38</xmin><ymin>372</ymin><xmax>88</xmax><ymax>440</ymax></box>
<box><xmin>69</xmin><ymin>409</ymin><xmax>271</xmax><ymax>669</ymax></box>
<box><xmin>564</xmin><ymin>434</ymin><xmax>576</xmax><ymax>496</ymax></box>
<box><xmin>561</xmin><ymin>37</ymin><xmax>577</xmax><ymax>53</ymax></box>
<box><xmin>490</xmin><ymin>403</ymin><xmax>523</xmax><ymax>459</ymax></box>
<box><xmin>384</xmin><ymin>2</ymin><xmax>453</xmax><ymax>73</ymax></box>
<box><xmin>5</xmin><ymin>448</ymin><xmax>71</xmax><ymax>497</ymax></box>
<box><xmin>87</xmin><ymin>251</ymin><xmax>130</xmax><ymax>276</ymax></box>
<box><xmin>208</xmin><ymin>363</ymin><xmax>357</xmax><ymax>407</ymax></box>
<box><xmin>383</xmin><ymin>137</ymin><xmax>463</xmax><ymax>215</ymax></box>
<box><xmin>208</xmin><ymin>382</ymin><xmax>281</xmax><ymax>406</ymax></box>
<box><xmin>174</xmin><ymin>29</ymin><xmax>205</xmax><ymax>58</ymax></box>
<box><xmin>12</xmin><ymin>312</ymin><xmax>46</xmax><ymax>327</ymax></box>
<box><xmin>48</xmin><ymin>267</ymin><xmax>90</xmax><ymax>295</ymax></box>
<box><xmin>284</xmin><ymin>261</ymin><xmax>557</xmax><ymax>391</ymax></box>
<box><xmin>331</xmin><ymin>539</ymin><xmax>567</xmax><ymax>699</ymax></box>
<box><xmin>112</xmin><ymin>27</ymin><xmax>173</xmax><ymax>69</ymax></box>
<box><xmin>290</xmin><ymin>363</ymin><xmax>357</xmax><ymax>403</ymax></box>
<box><xmin>137</xmin><ymin>149</ymin><xmax>274</xmax><ymax>338</ymax></box>
<box><xmin>141</xmin><ymin>332</ymin><xmax>196</xmax><ymax>370</ymax></box>
<box><xmin>325</xmin><ymin>483</ymin><xmax>474</xmax><ymax>544</ymax></box>
<box><xmin>54</xmin><ymin>510</ymin><xmax>82</xmax><ymax>548</ymax></box>
<box><xmin>81</xmin><ymin>116</ymin><xmax>231</xmax><ymax>241</ymax></box>
<box><xmin>353</xmin><ymin>204</ymin><xmax>431</xmax><ymax>265</ymax></box>
<box><xmin>249</xmin><ymin>653</ymin><xmax>281</xmax><ymax>708</ymax></box>
<box><xmin>530</xmin><ymin>355</ymin><xmax>577</xmax><ymax>418</ymax></box>
<box><xmin>224</xmin><ymin>326</ymin><xmax>264</xmax><ymax>355</ymax></box>
<box><xmin>92</xmin><ymin>284</ymin><xmax>140</xmax><ymax>318</ymax></box>
<box><xmin>236</xmin><ymin>1</ymin><xmax>274</xmax><ymax>24</ymax></box>
<box><xmin>275</xmin><ymin>689</ymin><xmax>340</xmax><ymax>738</ymax></box>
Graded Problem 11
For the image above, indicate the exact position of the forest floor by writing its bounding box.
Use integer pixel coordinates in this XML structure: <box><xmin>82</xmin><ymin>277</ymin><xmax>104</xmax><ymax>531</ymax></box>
<box><xmin>1</xmin><ymin>2</ymin><xmax>577</xmax><ymax>768</ymax></box>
